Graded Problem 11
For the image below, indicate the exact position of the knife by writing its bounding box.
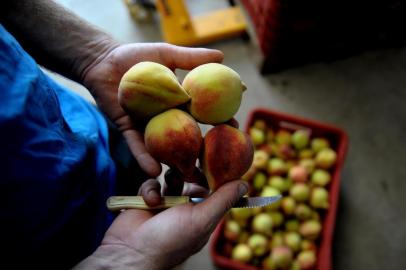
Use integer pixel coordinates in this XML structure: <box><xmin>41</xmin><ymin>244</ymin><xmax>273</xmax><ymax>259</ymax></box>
<box><xmin>106</xmin><ymin>195</ymin><xmax>282</xmax><ymax>211</ymax></box>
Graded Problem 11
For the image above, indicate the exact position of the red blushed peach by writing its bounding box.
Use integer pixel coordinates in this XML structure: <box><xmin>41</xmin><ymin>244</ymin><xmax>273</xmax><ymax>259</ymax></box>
<box><xmin>182</xmin><ymin>63</ymin><xmax>246</xmax><ymax>124</ymax></box>
<box><xmin>145</xmin><ymin>109</ymin><xmax>202</xmax><ymax>176</ymax></box>
<box><xmin>281</xmin><ymin>196</ymin><xmax>296</xmax><ymax>215</ymax></box>
<box><xmin>202</xmin><ymin>124</ymin><xmax>254</xmax><ymax>191</ymax></box>
<box><xmin>289</xmin><ymin>165</ymin><xmax>308</xmax><ymax>182</ymax></box>
<box><xmin>271</xmin><ymin>246</ymin><xmax>293</xmax><ymax>268</ymax></box>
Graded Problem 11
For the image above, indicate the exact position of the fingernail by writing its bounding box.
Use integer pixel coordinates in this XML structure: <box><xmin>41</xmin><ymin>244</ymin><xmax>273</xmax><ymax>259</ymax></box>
<box><xmin>238</xmin><ymin>182</ymin><xmax>249</xmax><ymax>197</ymax></box>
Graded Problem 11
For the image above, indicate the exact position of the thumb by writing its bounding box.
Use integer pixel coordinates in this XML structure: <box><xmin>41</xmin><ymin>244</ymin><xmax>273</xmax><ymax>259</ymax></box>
<box><xmin>163</xmin><ymin>44</ymin><xmax>224</xmax><ymax>70</ymax></box>
<box><xmin>195</xmin><ymin>180</ymin><xmax>248</xmax><ymax>224</ymax></box>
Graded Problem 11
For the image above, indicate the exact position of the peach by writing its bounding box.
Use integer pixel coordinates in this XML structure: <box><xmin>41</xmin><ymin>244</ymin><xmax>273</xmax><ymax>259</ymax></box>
<box><xmin>299</xmin><ymin>220</ymin><xmax>322</xmax><ymax>240</ymax></box>
<box><xmin>118</xmin><ymin>62</ymin><xmax>190</xmax><ymax>121</ymax></box>
<box><xmin>144</xmin><ymin>109</ymin><xmax>202</xmax><ymax>176</ymax></box>
<box><xmin>253</xmin><ymin>150</ymin><xmax>269</xmax><ymax>169</ymax></box>
<box><xmin>284</xmin><ymin>231</ymin><xmax>302</xmax><ymax>252</ymax></box>
<box><xmin>231</xmin><ymin>243</ymin><xmax>252</xmax><ymax>263</ymax></box>
<box><xmin>295</xmin><ymin>203</ymin><xmax>312</xmax><ymax>220</ymax></box>
<box><xmin>269</xmin><ymin>176</ymin><xmax>289</xmax><ymax>192</ymax></box>
<box><xmin>311</xmin><ymin>137</ymin><xmax>330</xmax><ymax>153</ymax></box>
<box><xmin>231</xmin><ymin>207</ymin><xmax>252</xmax><ymax>221</ymax></box>
<box><xmin>269</xmin><ymin>211</ymin><xmax>284</xmax><ymax>228</ymax></box>
<box><xmin>299</xmin><ymin>158</ymin><xmax>316</xmax><ymax>174</ymax></box>
<box><xmin>248</xmin><ymin>234</ymin><xmax>269</xmax><ymax>256</ymax></box>
<box><xmin>297</xmin><ymin>250</ymin><xmax>316</xmax><ymax>270</ymax></box>
<box><xmin>275</xmin><ymin>130</ymin><xmax>292</xmax><ymax>145</ymax></box>
<box><xmin>289</xmin><ymin>183</ymin><xmax>310</xmax><ymax>202</ymax></box>
<box><xmin>253</xmin><ymin>119</ymin><xmax>267</xmax><ymax>131</ymax></box>
<box><xmin>271</xmin><ymin>246</ymin><xmax>293</xmax><ymax>268</ymax></box>
<box><xmin>224</xmin><ymin>220</ymin><xmax>241</xmax><ymax>242</ymax></box>
<box><xmin>252</xmin><ymin>207</ymin><xmax>263</xmax><ymax>216</ymax></box>
<box><xmin>281</xmin><ymin>196</ymin><xmax>296</xmax><ymax>215</ymax></box>
<box><xmin>310</xmin><ymin>187</ymin><xmax>329</xmax><ymax>209</ymax></box>
<box><xmin>289</xmin><ymin>165</ymin><xmax>308</xmax><ymax>182</ymax></box>
<box><xmin>252</xmin><ymin>213</ymin><xmax>273</xmax><ymax>236</ymax></box>
<box><xmin>202</xmin><ymin>124</ymin><xmax>254</xmax><ymax>191</ymax></box>
<box><xmin>315</xmin><ymin>148</ymin><xmax>337</xmax><ymax>169</ymax></box>
<box><xmin>253</xmin><ymin>172</ymin><xmax>267</xmax><ymax>191</ymax></box>
<box><xmin>311</xmin><ymin>169</ymin><xmax>331</xmax><ymax>186</ymax></box>
<box><xmin>249</xmin><ymin>127</ymin><xmax>266</xmax><ymax>146</ymax></box>
<box><xmin>182</xmin><ymin>63</ymin><xmax>246</xmax><ymax>124</ymax></box>
<box><xmin>292</xmin><ymin>130</ymin><xmax>310</xmax><ymax>150</ymax></box>
<box><xmin>267</xmin><ymin>158</ymin><xmax>287</xmax><ymax>175</ymax></box>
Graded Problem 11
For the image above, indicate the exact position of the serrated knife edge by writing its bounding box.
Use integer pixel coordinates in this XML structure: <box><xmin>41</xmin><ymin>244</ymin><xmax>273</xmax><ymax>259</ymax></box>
<box><xmin>232</xmin><ymin>195</ymin><xmax>282</xmax><ymax>208</ymax></box>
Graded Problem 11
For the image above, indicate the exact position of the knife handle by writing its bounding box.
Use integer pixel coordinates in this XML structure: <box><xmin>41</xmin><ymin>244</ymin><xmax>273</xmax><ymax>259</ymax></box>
<box><xmin>106</xmin><ymin>196</ymin><xmax>190</xmax><ymax>211</ymax></box>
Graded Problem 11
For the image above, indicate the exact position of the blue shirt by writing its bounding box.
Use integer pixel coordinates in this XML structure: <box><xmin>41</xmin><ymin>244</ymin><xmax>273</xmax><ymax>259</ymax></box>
<box><xmin>0</xmin><ymin>25</ymin><xmax>116</xmax><ymax>268</ymax></box>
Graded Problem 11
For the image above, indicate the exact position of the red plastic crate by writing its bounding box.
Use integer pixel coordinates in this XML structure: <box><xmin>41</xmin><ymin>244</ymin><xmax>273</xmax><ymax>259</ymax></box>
<box><xmin>210</xmin><ymin>108</ymin><xmax>349</xmax><ymax>270</ymax></box>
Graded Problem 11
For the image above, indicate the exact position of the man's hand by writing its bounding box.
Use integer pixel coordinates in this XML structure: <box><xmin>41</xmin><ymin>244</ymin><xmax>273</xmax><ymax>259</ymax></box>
<box><xmin>82</xmin><ymin>43</ymin><xmax>224</xmax><ymax>178</ymax></box>
<box><xmin>3</xmin><ymin>0</ymin><xmax>224</xmax><ymax>201</ymax></box>
<box><xmin>74</xmin><ymin>180</ymin><xmax>248</xmax><ymax>270</ymax></box>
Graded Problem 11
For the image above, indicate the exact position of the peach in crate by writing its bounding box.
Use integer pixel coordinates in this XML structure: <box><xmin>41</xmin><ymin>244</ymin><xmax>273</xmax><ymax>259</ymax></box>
<box><xmin>210</xmin><ymin>108</ymin><xmax>348</xmax><ymax>270</ymax></box>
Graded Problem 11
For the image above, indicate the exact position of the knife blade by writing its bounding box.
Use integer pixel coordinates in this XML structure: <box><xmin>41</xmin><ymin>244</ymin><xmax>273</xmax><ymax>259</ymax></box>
<box><xmin>106</xmin><ymin>195</ymin><xmax>282</xmax><ymax>211</ymax></box>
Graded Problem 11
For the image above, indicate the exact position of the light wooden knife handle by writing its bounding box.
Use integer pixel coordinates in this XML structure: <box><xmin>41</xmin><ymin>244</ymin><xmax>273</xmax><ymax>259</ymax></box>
<box><xmin>106</xmin><ymin>196</ymin><xmax>190</xmax><ymax>211</ymax></box>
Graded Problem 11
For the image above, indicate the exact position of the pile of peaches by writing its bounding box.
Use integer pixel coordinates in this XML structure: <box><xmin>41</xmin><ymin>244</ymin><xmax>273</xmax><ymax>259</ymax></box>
<box><xmin>220</xmin><ymin>119</ymin><xmax>338</xmax><ymax>270</ymax></box>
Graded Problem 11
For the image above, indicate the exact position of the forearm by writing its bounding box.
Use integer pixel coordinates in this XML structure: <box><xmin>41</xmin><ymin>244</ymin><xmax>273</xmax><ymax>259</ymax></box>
<box><xmin>0</xmin><ymin>0</ymin><xmax>120</xmax><ymax>82</ymax></box>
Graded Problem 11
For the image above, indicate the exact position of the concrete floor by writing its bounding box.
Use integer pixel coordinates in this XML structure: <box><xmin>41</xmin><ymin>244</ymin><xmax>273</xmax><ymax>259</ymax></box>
<box><xmin>52</xmin><ymin>1</ymin><xmax>406</xmax><ymax>269</ymax></box>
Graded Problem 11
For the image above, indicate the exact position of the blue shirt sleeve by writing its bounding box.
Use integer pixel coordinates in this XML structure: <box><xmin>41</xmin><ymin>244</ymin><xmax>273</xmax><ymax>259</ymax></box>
<box><xmin>0</xmin><ymin>24</ymin><xmax>116</xmax><ymax>268</ymax></box>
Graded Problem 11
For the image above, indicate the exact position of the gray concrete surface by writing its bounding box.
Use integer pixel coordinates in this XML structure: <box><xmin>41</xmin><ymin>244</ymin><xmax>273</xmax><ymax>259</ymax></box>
<box><xmin>53</xmin><ymin>1</ymin><xmax>406</xmax><ymax>269</ymax></box>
